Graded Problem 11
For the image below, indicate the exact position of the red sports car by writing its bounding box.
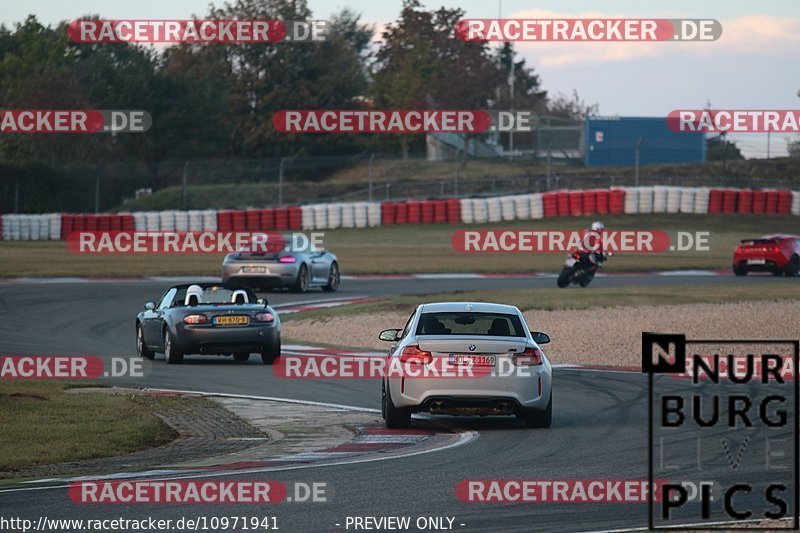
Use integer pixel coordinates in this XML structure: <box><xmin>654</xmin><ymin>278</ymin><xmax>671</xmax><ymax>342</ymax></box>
<box><xmin>732</xmin><ymin>234</ymin><xmax>800</xmax><ymax>276</ymax></box>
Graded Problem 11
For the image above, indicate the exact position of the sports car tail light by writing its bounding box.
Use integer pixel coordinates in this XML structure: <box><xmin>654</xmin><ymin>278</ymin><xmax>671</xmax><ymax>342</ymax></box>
<box><xmin>278</xmin><ymin>256</ymin><xmax>296</xmax><ymax>263</ymax></box>
<box><xmin>183</xmin><ymin>314</ymin><xmax>207</xmax><ymax>325</ymax></box>
<box><xmin>400</xmin><ymin>345</ymin><xmax>433</xmax><ymax>365</ymax></box>
<box><xmin>255</xmin><ymin>312</ymin><xmax>275</xmax><ymax>322</ymax></box>
<box><xmin>513</xmin><ymin>347</ymin><xmax>544</xmax><ymax>366</ymax></box>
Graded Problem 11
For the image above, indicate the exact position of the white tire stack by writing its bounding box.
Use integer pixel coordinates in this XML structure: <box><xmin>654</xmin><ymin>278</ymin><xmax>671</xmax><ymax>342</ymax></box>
<box><xmin>486</xmin><ymin>197</ymin><xmax>502</xmax><ymax>222</ymax></box>
<box><xmin>340</xmin><ymin>203</ymin><xmax>355</xmax><ymax>228</ymax></box>
<box><xmin>679</xmin><ymin>187</ymin><xmax>696</xmax><ymax>214</ymax></box>
<box><xmin>694</xmin><ymin>187</ymin><xmax>710</xmax><ymax>214</ymax></box>
<box><xmin>500</xmin><ymin>196</ymin><xmax>516</xmax><ymax>221</ymax></box>
<box><xmin>367</xmin><ymin>202</ymin><xmax>381</xmax><ymax>227</ymax></box>
<box><xmin>638</xmin><ymin>186</ymin><xmax>654</xmax><ymax>214</ymax></box>
<box><xmin>472</xmin><ymin>198</ymin><xmax>488</xmax><ymax>223</ymax></box>
<box><xmin>460</xmin><ymin>198</ymin><xmax>474</xmax><ymax>224</ymax></box>
<box><xmin>530</xmin><ymin>193</ymin><xmax>544</xmax><ymax>220</ymax></box>
<box><xmin>353</xmin><ymin>202</ymin><xmax>368</xmax><ymax>228</ymax></box>
<box><xmin>623</xmin><ymin>187</ymin><xmax>640</xmax><ymax>214</ymax></box>
<box><xmin>513</xmin><ymin>194</ymin><xmax>530</xmax><ymax>220</ymax></box>
<box><xmin>327</xmin><ymin>203</ymin><xmax>342</xmax><ymax>229</ymax></box>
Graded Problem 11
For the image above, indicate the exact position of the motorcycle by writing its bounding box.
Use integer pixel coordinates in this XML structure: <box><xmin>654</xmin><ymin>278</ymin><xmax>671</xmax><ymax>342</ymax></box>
<box><xmin>556</xmin><ymin>251</ymin><xmax>606</xmax><ymax>288</ymax></box>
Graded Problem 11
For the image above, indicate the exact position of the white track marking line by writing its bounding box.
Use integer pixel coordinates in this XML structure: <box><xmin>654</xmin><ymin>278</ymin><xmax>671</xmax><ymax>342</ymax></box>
<box><xmin>0</xmin><ymin>390</ymin><xmax>477</xmax><ymax>494</ymax></box>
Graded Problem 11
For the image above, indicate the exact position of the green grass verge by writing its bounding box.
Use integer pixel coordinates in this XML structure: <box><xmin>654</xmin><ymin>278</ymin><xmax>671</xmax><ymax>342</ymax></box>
<box><xmin>285</xmin><ymin>282</ymin><xmax>800</xmax><ymax>321</ymax></box>
<box><xmin>0</xmin><ymin>214</ymin><xmax>796</xmax><ymax>277</ymax></box>
<box><xmin>0</xmin><ymin>381</ymin><xmax>200</xmax><ymax>473</ymax></box>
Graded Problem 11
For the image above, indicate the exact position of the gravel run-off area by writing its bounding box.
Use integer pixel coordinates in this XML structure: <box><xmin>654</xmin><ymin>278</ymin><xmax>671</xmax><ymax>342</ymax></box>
<box><xmin>282</xmin><ymin>301</ymin><xmax>800</xmax><ymax>367</ymax></box>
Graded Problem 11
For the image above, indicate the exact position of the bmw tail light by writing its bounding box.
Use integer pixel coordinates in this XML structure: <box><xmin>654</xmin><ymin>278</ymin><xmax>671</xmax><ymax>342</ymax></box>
<box><xmin>513</xmin><ymin>347</ymin><xmax>544</xmax><ymax>366</ymax></box>
<box><xmin>279</xmin><ymin>256</ymin><xmax>296</xmax><ymax>263</ymax></box>
<box><xmin>400</xmin><ymin>345</ymin><xmax>433</xmax><ymax>365</ymax></box>
<box><xmin>255</xmin><ymin>312</ymin><xmax>275</xmax><ymax>322</ymax></box>
<box><xmin>183</xmin><ymin>314</ymin><xmax>207</xmax><ymax>325</ymax></box>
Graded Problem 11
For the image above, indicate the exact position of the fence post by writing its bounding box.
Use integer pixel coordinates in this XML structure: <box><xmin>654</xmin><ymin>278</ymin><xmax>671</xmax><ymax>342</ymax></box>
<box><xmin>368</xmin><ymin>153</ymin><xmax>375</xmax><ymax>202</ymax></box>
<box><xmin>278</xmin><ymin>157</ymin><xmax>285</xmax><ymax>205</ymax></box>
<box><xmin>181</xmin><ymin>161</ymin><xmax>188</xmax><ymax>210</ymax></box>
<box><xmin>635</xmin><ymin>137</ymin><xmax>644</xmax><ymax>187</ymax></box>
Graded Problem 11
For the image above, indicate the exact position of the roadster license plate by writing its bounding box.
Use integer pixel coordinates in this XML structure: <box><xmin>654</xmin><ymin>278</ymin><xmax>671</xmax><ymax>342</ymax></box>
<box><xmin>214</xmin><ymin>315</ymin><xmax>249</xmax><ymax>326</ymax></box>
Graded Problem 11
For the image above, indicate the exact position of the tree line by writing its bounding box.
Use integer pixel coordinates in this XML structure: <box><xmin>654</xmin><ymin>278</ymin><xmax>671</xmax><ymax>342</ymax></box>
<box><xmin>0</xmin><ymin>0</ymin><xmax>587</xmax><ymax>182</ymax></box>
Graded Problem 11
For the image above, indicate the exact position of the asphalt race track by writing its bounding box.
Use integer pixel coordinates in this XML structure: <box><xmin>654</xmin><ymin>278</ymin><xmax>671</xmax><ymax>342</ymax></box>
<box><xmin>0</xmin><ymin>273</ymin><xmax>796</xmax><ymax>532</ymax></box>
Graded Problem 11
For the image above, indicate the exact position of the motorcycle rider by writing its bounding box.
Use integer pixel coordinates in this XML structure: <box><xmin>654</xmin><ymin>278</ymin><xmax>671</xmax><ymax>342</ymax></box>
<box><xmin>582</xmin><ymin>221</ymin><xmax>609</xmax><ymax>271</ymax></box>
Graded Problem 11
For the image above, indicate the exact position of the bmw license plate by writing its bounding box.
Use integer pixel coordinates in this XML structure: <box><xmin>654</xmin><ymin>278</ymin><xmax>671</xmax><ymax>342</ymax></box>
<box><xmin>449</xmin><ymin>354</ymin><xmax>496</xmax><ymax>367</ymax></box>
<box><xmin>214</xmin><ymin>315</ymin><xmax>249</xmax><ymax>326</ymax></box>
<box><xmin>243</xmin><ymin>266</ymin><xmax>268</xmax><ymax>274</ymax></box>
<box><xmin>747</xmin><ymin>259</ymin><xmax>766</xmax><ymax>265</ymax></box>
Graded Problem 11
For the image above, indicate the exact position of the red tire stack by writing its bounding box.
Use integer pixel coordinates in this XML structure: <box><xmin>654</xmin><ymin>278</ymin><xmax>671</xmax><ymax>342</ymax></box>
<box><xmin>556</xmin><ymin>191</ymin><xmax>570</xmax><ymax>217</ymax></box>
<box><xmin>764</xmin><ymin>190</ymin><xmax>779</xmax><ymax>214</ymax></box>
<box><xmin>121</xmin><ymin>214</ymin><xmax>135</xmax><ymax>231</ymax></box>
<box><xmin>288</xmin><ymin>206</ymin><xmax>302</xmax><ymax>230</ymax></box>
<box><xmin>721</xmin><ymin>190</ymin><xmax>737</xmax><ymax>214</ymax></box>
<box><xmin>777</xmin><ymin>191</ymin><xmax>793</xmax><ymax>214</ymax></box>
<box><xmin>217</xmin><ymin>210</ymin><xmax>234</xmax><ymax>232</ymax></box>
<box><xmin>752</xmin><ymin>190</ymin><xmax>766</xmax><ymax>214</ymax></box>
<box><xmin>609</xmin><ymin>189</ymin><xmax>625</xmax><ymax>215</ymax></box>
<box><xmin>406</xmin><ymin>201</ymin><xmax>421</xmax><ymax>224</ymax></box>
<box><xmin>433</xmin><ymin>200</ymin><xmax>447</xmax><ymax>223</ymax></box>
<box><xmin>708</xmin><ymin>189</ymin><xmax>724</xmax><ymax>214</ymax></box>
<box><xmin>60</xmin><ymin>214</ymin><xmax>74</xmax><ymax>239</ymax></box>
<box><xmin>231</xmin><ymin>210</ymin><xmax>247</xmax><ymax>231</ymax></box>
<box><xmin>421</xmin><ymin>201</ymin><xmax>435</xmax><ymax>224</ymax></box>
<box><xmin>445</xmin><ymin>199</ymin><xmax>461</xmax><ymax>223</ymax></box>
<box><xmin>274</xmin><ymin>207</ymin><xmax>289</xmax><ymax>230</ymax></box>
<box><xmin>394</xmin><ymin>202</ymin><xmax>408</xmax><ymax>224</ymax></box>
<box><xmin>582</xmin><ymin>190</ymin><xmax>597</xmax><ymax>216</ymax></box>
<box><xmin>568</xmin><ymin>191</ymin><xmax>583</xmax><ymax>216</ymax></box>
<box><xmin>85</xmin><ymin>215</ymin><xmax>98</xmax><ymax>231</ymax></box>
<box><xmin>737</xmin><ymin>190</ymin><xmax>753</xmax><ymax>214</ymax></box>
<box><xmin>246</xmin><ymin>209</ymin><xmax>261</xmax><ymax>231</ymax></box>
<box><xmin>260</xmin><ymin>208</ymin><xmax>274</xmax><ymax>230</ymax></box>
<box><xmin>542</xmin><ymin>192</ymin><xmax>558</xmax><ymax>217</ymax></box>
<box><xmin>381</xmin><ymin>203</ymin><xmax>395</xmax><ymax>226</ymax></box>
<box><xmin>596</xmin><ymin>190</ymin><xmax>610</xmax><ymax>215</ymax></box>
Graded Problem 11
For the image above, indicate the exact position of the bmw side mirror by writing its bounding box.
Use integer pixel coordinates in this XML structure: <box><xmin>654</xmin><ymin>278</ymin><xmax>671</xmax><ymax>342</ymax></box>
<box><xmin>379</xmin><ymin>329</ymin><xmax>401</xmax><ymax>342</ymax></box>
<box><xmin>532</xmin><ymin>332</ymin><xmax>550</xmax><ymax>345</ymax></box>
<box><xmin>145</xmin><ymin>302</ymin><xmax>155</xmax><ymax>311</ymax></box>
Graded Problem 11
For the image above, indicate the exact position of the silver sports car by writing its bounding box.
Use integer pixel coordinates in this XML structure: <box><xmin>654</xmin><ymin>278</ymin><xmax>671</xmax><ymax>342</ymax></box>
<box><xmin>221</xmin><ymin>236</ymin><xmax>340</xmax><ymax>293</ymax></box>
<box><xmin>378</xmin><ymin>302</ymin><xmax>553</xmax><ymax>429</ymax></box>
<box><xmin>136</xmin><ymin>283</ymin><xmax>281</xmax><ymax>364</ymax></box>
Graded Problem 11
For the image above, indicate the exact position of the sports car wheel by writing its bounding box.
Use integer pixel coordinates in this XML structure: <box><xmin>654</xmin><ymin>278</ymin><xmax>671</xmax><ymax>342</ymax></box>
<box><xmin>233</xmin><ymin>353</ymin><xmax>250</xmax><ymax>362</ymax></box>
<box><xmin>164</xmin><ymin>329</ymin><xmax>184</xmax><ymax>364</ymax></box>
<box><xmin>261</xmin><ymin>340</ymin><xmax>281</xmax><ymax>365</ymax></box>
<box><xmin>292</xmin><ymin>264</ymin><xmax>309</xmax><ymax>293</ymax></box>
<box><xmin>784</xmin><ymin>255</ymin><xmax>800</xmax><ymax>277</ymax></box>
<box><xmin>732</xmin><ymin>263</ymin><xmax>748</xmax><ymax>276</ymax></box>
<box><xmin>518</xmin><ymin>394</ymin><xmax>552</xmax><ymax>429</ymax></box>
<box><xmin>322</xmin><ymin>262</ymin><xmax>340</xmax><ymax>292</ymax></box>
<box><xmin>383</xmin><ymin>384</ymin><xmax>411</xmax><ymax>429</ymax></box>
<box><xmin>136</xmin><ymin>324</ymin><xmax>155</xmax><ymax>360</ymax></box>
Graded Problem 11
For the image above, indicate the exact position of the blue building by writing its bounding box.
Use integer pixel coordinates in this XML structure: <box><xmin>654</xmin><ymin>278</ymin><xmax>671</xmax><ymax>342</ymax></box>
<box><xmin>584</xmin><ymin>117</ymin><xmax>705</xmax><ymax>167</ymax></box>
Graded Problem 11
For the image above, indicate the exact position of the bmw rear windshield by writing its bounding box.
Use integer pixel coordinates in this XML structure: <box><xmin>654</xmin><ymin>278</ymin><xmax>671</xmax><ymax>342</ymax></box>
<box><xmin>415</xmin><ymin>312</ymin><xmax>526</xmax><ymax>337</ymax></box>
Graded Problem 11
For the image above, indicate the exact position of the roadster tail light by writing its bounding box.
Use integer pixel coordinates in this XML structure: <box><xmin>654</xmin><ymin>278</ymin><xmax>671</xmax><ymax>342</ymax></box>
<box><xmin>278</xmin><ymin>256</ymin><xmax>296</xmax><ymax>263</ymax></box>
<box><xmin>513</xmin><ymin>347</ymin><xmax>544</xmax><ymax>366</ymax></box>
<box><xmin>183</xmin><ymin>314</ymin><xmax>207</xmax><ymax>325</ymax></box>
<box><xmin>255</xmin><ymin>312</ymin><xmax>275</xmax><ymax>322</ymax></box>
<box><xmin>400</xmin><ymin>345</ymin><xmax>433</xmax><ymax>365</ymax></box>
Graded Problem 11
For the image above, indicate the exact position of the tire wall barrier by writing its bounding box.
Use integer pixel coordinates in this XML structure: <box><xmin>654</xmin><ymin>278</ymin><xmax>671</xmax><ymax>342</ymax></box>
<box><xmin>3</xmin><ymin>187</ymin><xmax>799</xmax><ymax>240</ymax></box>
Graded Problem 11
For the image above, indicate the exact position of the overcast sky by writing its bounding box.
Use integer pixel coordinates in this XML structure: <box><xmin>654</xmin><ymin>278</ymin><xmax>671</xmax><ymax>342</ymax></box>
<box><xmin>3</xmin><ymin>0</ymin><xmax>798</xmax><ymax>157</ymax></box>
